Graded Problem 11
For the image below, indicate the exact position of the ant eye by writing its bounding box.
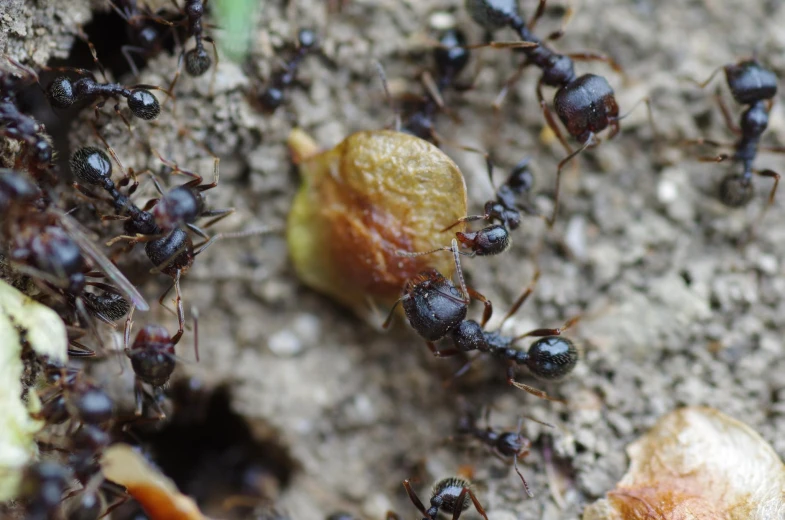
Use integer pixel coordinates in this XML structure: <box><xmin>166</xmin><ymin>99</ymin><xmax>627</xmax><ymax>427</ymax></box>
<box><xmin>185</xmin><ymin>48</ymin><xmax>212</xmax><ymax>76</ymax></box>
<box><xmin>70</xmin><ymin>147</ymin><xmax>112</xmax><ymax>185</ymax></box>
<box><xmin>47</xmin><ymin>76</ymin><xmax>76</xmax><ymax>109</ymax></box>
<box><xmin>526</xmin><ymin>336</ymin><xmax>578</xmax><ymax>380</ymax></box>
<box><xmin>128</xmin><ymin>89</ymin><xmax>161</xmax><ymax>120</ymax></box>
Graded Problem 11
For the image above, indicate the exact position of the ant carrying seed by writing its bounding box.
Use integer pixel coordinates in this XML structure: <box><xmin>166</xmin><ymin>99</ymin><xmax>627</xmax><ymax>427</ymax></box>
<box><xmin>464</xmin><ymin>0</ymin><xmax>649</xmax><ymax>226</ymax></box>
<box><xmin>123</xmin><ymin>304</ymin><xmax>199</xmax><ymax>418</ymax></box>
<box><xmin>685</xmin><ymin>58</ymin><xmax>781</xmax><ymax>213</ymax></box>
<box><xmin>45</xmin><ymin>32</ymin><xmax>167</xmax><ymax>128</ymax></box>
<box><xmin>255</xmin><ymin>29</ymin><xmax>320</xmax><ymax>112</ymax></box>
<box><xmin>393</xmin><ymin>477</ymin><xmax>489</xmax><ymax>520</ymax></box>
<box><xmin>0</xmin><ymin>59</ymin><xmax>54</xmax><ymax>176</ymax></box>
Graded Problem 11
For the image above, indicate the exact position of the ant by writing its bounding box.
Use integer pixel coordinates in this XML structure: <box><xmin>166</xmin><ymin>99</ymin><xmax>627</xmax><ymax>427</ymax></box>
<box><xmin>686</xmin><ymin>58</ymin><xmax>781</xmax><ymax>210</ymax></box>
<box><xmin>256</xmin><ymin>29</ymin><xmax>319</xmax><ymax>112</ymax></box>
<box><xmin>19</xmin><ymin>461</ymin><xmax>72</xmax><ymax>520</ymax></box>
<box><xmin>465</xmin><ymin>0</ymin><xmax>641</xmax><ymax>226</ymax></box>
<box><xmin>0</xmin><ymin>169</ymin><xmax>148</xmax><ymax>337</ymax></box>
<box><xmin>393</xmin><ymin>477</ymin><xmax>489</xmax><ymax>520</ymax></box>
<box><xmin>0</xmin><ymin>59</ymin><xmax>54</xmax><ymax>176</ymax></box>
<box><xmin>45</xmin><ymin>32</ymin><xmax>167</xmax><ymax>127</ymax></box>
<box><xmin>109</xmin><ymin>0</ymin><xmax>175</xmax><ymax>78</ymax></box>
<box><xmin>456</xmin><ymin>405</ymin><xmax>542</xmax><ymax>497</ymax></box>
<box><xmin>400</xmin><ymin>28</ymin><xmax>473</xmax><ymax>143</ymax></box>
<box><xmin>123</xmin><ymin>304</ymin><xmax>199</xmax><ymax>418</ymax></box>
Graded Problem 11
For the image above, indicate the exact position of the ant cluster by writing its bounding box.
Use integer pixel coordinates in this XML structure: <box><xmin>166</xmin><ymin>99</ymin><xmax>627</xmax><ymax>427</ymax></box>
<box><xmin>1</xmin><ymin>0</ymin><xmax>782</xmax><ymax>518</ymax></box>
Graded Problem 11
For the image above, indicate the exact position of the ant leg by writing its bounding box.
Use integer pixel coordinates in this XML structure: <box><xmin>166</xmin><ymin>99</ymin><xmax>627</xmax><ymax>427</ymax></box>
<box><xmin>685</xmin><ymin>65</ymin><xmax>725</xmax><ymax>89</ymax></box>
<box><xmin>133</xmin><ymin>378</ymin><xmax>145</xmax><ymax>416</ymax></box>
<box><xmin>463</xmin><ymin>488</ymin><xmax>489</xmax><ymax>520</ymax></box>
<box><xmin>547</xmin><ymin>141</ymin><xmax>591</xmax><ymax>227</ymax></box>
<box><xmin>441</xmin><ymin>214</ymin><xmax>491</xmax><ymax>232</ymax></box>
<box><xmin>374</xmin><ymin>61</ymin><xmax>401</xmax><ymax>132</ymax></box>
<box><xmin>68</xmin><ymin>341</ymin><xmax>96</xmax><ymax>357</ymax></box>
<box><xmin>546</xmin><ymin>5</ymin><xmax>575</xmax><ymax>41</ymax></box>
<box><xmin>698</xmin><ymin>153</ymin><xmax>731</xmax><ymax>163</ymax></box>
<box><xmin>156</xmin><ymin>281</ymin><xmax>180</xmax><ymax>320</ymax></box>
<box><xmin>152</xmin><ymin>148</ymin><xmax>203</xmax><ymax>182</ymax></box>
<box><xmin>113</xmin><ymin>102</ymin><xmax>134</xmax><ymax>133</ymax></box>
<box><xmin>494</xmin><ymin>62</ymin><xmax>527</xmax><ymax>111</ymax></box>
<box><xmin>497</xmin><ymin>269</ymin><xmax>541</xmax><ymax>330</ymax></box>
<box><xmin>120</xmin><ymin>45</ymin><xmax>146</xmax><ymax>79</ymax></box>
<box><xmin>431</xmin><ymin>345</ymin><xmax>463</xmax><ymax>357</ymax></box>
<box><xmin>756</xmin><ymin>168</ymin><xmax>780</xmax><ymax>206</ymax></box>
<box><xmin>170</xmin><ymin>271</ymin><xmax>185</xmax><ymax>345</ymax></box>
<box><xmin>466</xmin><ymin>287</ymin><xmax>493</xmax><ymax>327</ymax></box>
<box><xmin>191</xmin><ymin>307</ymin><xmax>200</xmax><ymax>361</ymax></box>
<box><xmin>715</xmin><ymin>93</ymin><xmax>741</xmax><ymax>135</ymax></box>
<box><xmin>77</xmin><ymin>28</ymin><xmax>110</xmax><ymax>83</ymax></box>
<box><xmin>204</xmin><ymin>36</ymin><xmax>219</xmax><ymax>97</ymax></box>
<box><xmin>382</xmin><ymin>297</ymin><xmax>403</xmax><ymax>329</ymax></box>
<box><xmin>513</xmin><ymin>315</ymin><xmax>580</xmax><ymax>341</ymax></box>
<box><xmin>200</xmin><ymin>208</ymin><xmax>236</xmax><ymax>228</ymax></box>
<box><xmin>163</xmin><ymin>50</ymin><xmax>185</xmax><ymax>111</ymax></box>
<box><xmin>566</xmin><ymin>51</ymin><xmax>624</xmax><ymax>75</ymax></box>
<box><xmin>508</xmin><ymin>364</ymin><xmax>564</xmax><ymax>402</ymax></box>
<box><xmin>402</xmin><ymin>480</ymin><xmax>429</xmax><ymax>517</ymax></box>
<box><xmin>539</xmin><ymin>94</ymin><xmax>573</xmax><ymax>155</ymax></box>
<box><xmin>527</xmin><ymin>0</ymin><xmax>547</xmax><ymax>31</ymax></box>
<box><xmin>511</xmin><ymin>453</ymin><xmax>534</xmax><ymax>498</ymax></box>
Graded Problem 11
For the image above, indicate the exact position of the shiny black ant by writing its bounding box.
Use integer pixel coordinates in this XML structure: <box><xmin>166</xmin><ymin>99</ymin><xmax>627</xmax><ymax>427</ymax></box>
<box><xmin>465</xmin><ymin>0</ymin><xmax>646</xmax><ymax>226</ymax></box>
<box><xmin>400</xmin><ymin>28</ymin><xmax>473</xmax><ymax>143</ymax></box>
<box><xmin>256</xmin><ymin>29</ymin><xmax>319</xmax><ymax>112</ymax></box>
<box><xmin>0</xmin><ymin>59</ymin><xmax>54</xmax><ymax>176</ymax></box>
<box><xmin>45</xmin><ymin>33</ymin><xmax>167</xmax><ymax>127</ymax></box>
<box><xmin>393</xmin><ymin>477</ymin><xmax>489</xmax><ymax>520</ymax></box>
<box><xmin>685</xmin><ymin>59</ymin><xmax>781</xmax><ymax>210</ymax></box>
<box><xmin>108</xmin><ymin>0</ymin><xmax>174</xmax><ymax>78</ymax></box>
<box><xmin>123</xmin><ymin>305</ymin><xmax>198</xmax><ymax>418</ymax></box>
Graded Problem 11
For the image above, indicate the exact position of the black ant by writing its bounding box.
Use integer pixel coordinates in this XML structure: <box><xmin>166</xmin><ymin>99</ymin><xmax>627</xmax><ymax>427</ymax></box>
<box><xmin>465</xmin><ymin>0</ymin><xmax>642</xmax><ymax>226</ymax></box>
<box><xmin>686</xmin><ymin>59</ymin><xmax>781</xmax><ymax>210</ymax></box>
<box><xmin>400</xmin><ymin>28</ymin><xmax>473</xmax><ymax>143</ymax></box>
<box><xmin>393</xmin><ymin>477</ymin><xmax>489</xmax><ymax>520</ymax></box>
<box><xmin>0</xmin><ymin>59</ymin><xmax>54</xmax><ymax>176</ymax></box>
<box><xmin>123</xmin><ymin>305</ymin><xmax>198</xmax><ymax>418</ymax></box>
<box><xmin>45</xmin><ymin>33</ymin><xmax>167</xmax><ymax>127</ymax></box>
<box><xmin>0</xmin><ymin>169</ymin><xmax>148</xmax><ymax>336</ymax></box>
<box><xmin>108</xmin><ymin>0</ymin><xmax>175</xmax><ymax>78</ymax></box>
<box><xmin>18</xmin><ymin>461</ymin><xmax>72</xmax><ymax>520</ymax></box>
<box><xmin>438</xmin><ymin>158</ymin><xmax>537</xmax><ymax>257</ymax></box>
<box><xmin>257</xmin><ymin>29</ymin><xmax>319</xmax><ymax>112</ymax></box>
<box><xmin>456</xmin><ymin>405</ymin><xmax>543</xmax><ymax>497</ymax></box>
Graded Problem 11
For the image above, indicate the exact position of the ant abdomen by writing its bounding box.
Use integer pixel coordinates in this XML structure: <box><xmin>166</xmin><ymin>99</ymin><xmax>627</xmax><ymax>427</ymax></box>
<box><xmin>555</xmin><ymin>74</ymin><xmax>619</xmax><ymax>141</ymax></box>
<box><xmin>430</xmin><ymin>477</ymin><xmax>472</xmax><ymax>515</ymax></box>
<box><xmin>718</xmin><ymin>174</ymin><xmax>755</xmax><ymax>208</ymax></box>
<box><xmin>47</xmin><ymin>76</ymin><xmax>76</xmax><ymax>108</ymax></box>
<box><xmin>144</xmin><ymin>228</ymin><xmax>195</xmax><ymax>276</ymax></box>
<box><xmin>128</xmin><ymin>324</ymin><xmax>177</xmax><ymax>387</ymax></box>
<box><xmin>725</xmin><ymin>60</ymin><xmax>777</xmax><ymax>105</ymax></box>
<box><xmin>82</xmin><ymin>292</ymin><xmax>130</xmax><ymax>322</ymax></box>
<box><xmin>70</xmin><ymin>147</ymin><xmax>113</xmax><ymax>186</ymax></box>
<box><xmin>185</xmin><ymin>48</ymin><xmax>212</xmax><ymax>77</ymax></box>
<box><xmin>525</xmin><ymin>336</ymin><xmax>578</xmax><ymax>380</ymax></box>
<box><xmin>402</xmin><ymin>270</ymin><xmax>468</xmax><ymax>341</ymax></box>
<box><xmin>127</xmin><ymin>89</ymin><xmax>161</xmax><ymax>119</ymax></box>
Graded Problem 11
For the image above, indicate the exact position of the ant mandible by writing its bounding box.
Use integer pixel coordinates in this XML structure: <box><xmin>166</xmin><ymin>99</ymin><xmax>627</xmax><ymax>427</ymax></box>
<box><xmin>391</xmin><ymin>477</ymin><xmax>489</xmax><ymax>520</ymax></box>
<box><xmin>257</xmin><ymin>29</ymin><xmax>319</xmax><ymax>112</ymax></box>
<box><xmin>465</xmin><ymin>0</ymin><xmax>640</xmax><ymax>226</ymax></box>
<box><xmin>686</xmin><ymin>58</ymin><xmax>781</xmax><ymax>211</ymax></box>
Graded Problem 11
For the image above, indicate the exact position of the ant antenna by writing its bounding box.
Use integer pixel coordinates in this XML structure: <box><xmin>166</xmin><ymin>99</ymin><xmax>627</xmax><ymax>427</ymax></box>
<box><xmin>374</xmin><ymin>60</ymin><xmax>401</xmax><ymax>131</ymax></box>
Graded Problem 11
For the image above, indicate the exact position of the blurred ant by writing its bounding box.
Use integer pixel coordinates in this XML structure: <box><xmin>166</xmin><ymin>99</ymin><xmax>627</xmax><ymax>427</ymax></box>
<box><xmin>255</xmin><ymin>29</ymin><xmax>319</xmax><ymax>112</ymax></box>
<box><xmin>399</xmin><ymin>28</ymin><xmax>473</xmax><ymax>143</ymax></box>
<box><xmin>439</xmin><ymin>158</ymin><xmax>537</xmax><ymax>257</ymax></box>
<box><xmin>0</xmin><ymin>59</ymin><xmax>54</xmax><ymax>177</ymax></box>
<box><xmin>390</xmin><ymin>477</ymin><xmax>489</xmax><ymax>520</ymax></box>
<box><xmin>109</xmin><ymin>0</ymin><xmax>175</xmax><ymax>78</ymax></box>
<box><xmin>465</xmin><ymin>0</ymin><xmax>649</xmax><ymax>226</ymax></box>
<box><xmin>455</xmin><ymin>404</ymin><xmax>548</xmax><ymax>497</ymax></box>
<box><xmin>685</xmin><ymin>58</ymin><xmax>781</xmax><ymax>211</ymax></box>
<box><xmin>18</xmin><ymin>461</ymin><xmax>72</xmax><ymax>520</ymax></box>
<box><xmin>0</xmin><ymin>169</ymin><xmax>148</xmax><ymax>338</ymax></box>
<box><xmin>45</xmin><ymin>32</ymin><xmax>167</xmax><ymax>128</ymax></box>
<box><xmin>123</xmin><ymin>304</ymin><xmax>199</xmax><ymax>418</ymax></box>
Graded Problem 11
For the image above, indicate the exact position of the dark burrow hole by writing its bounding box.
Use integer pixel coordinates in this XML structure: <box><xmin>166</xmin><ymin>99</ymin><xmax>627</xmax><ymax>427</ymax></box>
<box><xmin>114</xmin><ymin>379</ymin><xmax>298</xmax><ymax>519</ymax></box>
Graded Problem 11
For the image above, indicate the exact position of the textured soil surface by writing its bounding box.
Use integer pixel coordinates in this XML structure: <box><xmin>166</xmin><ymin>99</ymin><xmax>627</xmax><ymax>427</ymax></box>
<box><xmin>4</xmin><ymin>0</ymin><xmax>785</xmax><ymax>519</ymax></box>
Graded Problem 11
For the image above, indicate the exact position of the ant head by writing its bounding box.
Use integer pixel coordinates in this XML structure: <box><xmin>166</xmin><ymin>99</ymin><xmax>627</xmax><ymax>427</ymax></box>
<box><xmin>725</xmin><ymin>60</ymin><xmax>778</xmax><ymax>106</ymax></box>
<box><xmin>718</xmin><ymin>173</ymin><xmax>754</xmax><ymax>208</ymax></box>
<box><xmin>0</xmin><ymin>169</ymin><xmax>41</xmax><ymax>210</ymax></box>
<box><xmin>298</xmin><ymin>29</ymin><xmax>318</xmax><ymax>49</ymax></box>
<box><xmin>138</xmin><ymin>24</ymin><xmax>161</xmax><ymax>49</ymax></box>
<box><xmin>153</xmin><ymin>185</ymin><xmax>203</xmax><ymax>230</ymax></box>
<box><xmin>128</xmin><ymin>88</ymin><xmax>161</xmax><ymax>119</ymax></box>
<box><xmin>185</xmin><ymin>0</ymin><xmax>204</xmax><ymax>18</ymax></box>
<box><xmin>554</xmin><ymin>74</ymin><xmax>618</xmax><ymax>143</ymax></box>
<box><xmin>71</xmin><ymin>385</ymin><xmax>114</xmax><ymax>425</ymax></box>
<box><xmin>431</xmin><ymin>477</ymin><xmax>471</xmax><ymax>514</ymax></box>
<box><xmin>434</xmin><ymin>29</ymin><xmax>470</xmax><ymax>78</ymax></box>
<box><xmin>526</xmin><ymin>336</ymin><xmax>578</xmax><ymax>380</ymax></box>
<box><xmin>457</xmin><ymin>224</ymin><xmax>511</xmax><ymax>256</ymax></box>
<box><xmin>70</xmin><ymin>146</ymin><xmax>113</xmax><ymax>185</ymax></box>
<box><xmin>144</xmin><ymin>228</ymin><xmax>195</xmax><ymax>277</ymax></box>
<box><xmin>451</xmin><ymin>319</ymin><xmax>487</xmax><ymax>352</ymax></box>
<box><xmin>129</xmin><ymin>324</ymin><xmax>178</xmax><ymax>387</ymax></box>
<box><xmin>185</xmin><ymin>47</ymin><xmax>212</xmax><ymax>77</ymax></box>
<box><xmin>83</xmin><ymin>291</ymin><xmax>131</xmax><ymax>321</ymax></box>
<box><xmin>21</xmin><ymin>461</ymin><xmax>71</xmax><ymax>510</ymax></box>
<box><xmin>507</xmin><ymin>158</ymin><xmax>534</xmax><ymax>194</ymax></box>
<box><xmin>465</xmin><ymin>0</ymin><xmax>519</xmax><ymax>30</ymax></box>
<box><xmin>33</xmin><ymin>137</ymin><xmax>53</xmax><ymax>164</ymax></box>
<box><xmin>497</xmin><ymin>431</ymin><xmax>529</xmax><ymax>456</ymax></box>
<box><xmin>46</xmin><ymin>76</ymin><xmax>76</xmax><ymax>109</ymax></box>
<box><xmin>260</xmin><ymin>87</ymin><xmax>285</xmax><ymax>111</ymax></box>
<box><xmin>402</xmin><ymin>270</ymin><xmax>468</xmax><ymax>341</ymax></box>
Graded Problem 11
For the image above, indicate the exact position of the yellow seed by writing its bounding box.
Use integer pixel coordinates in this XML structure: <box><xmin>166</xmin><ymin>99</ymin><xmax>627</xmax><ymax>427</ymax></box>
<box><xmin>287</xmin><ymin>129</ymin><xmax>467</xmax><ymax>323</ymax></box>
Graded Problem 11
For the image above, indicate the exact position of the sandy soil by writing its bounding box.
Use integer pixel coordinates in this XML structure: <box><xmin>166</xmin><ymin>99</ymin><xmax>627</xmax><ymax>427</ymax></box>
<box><xmin>4</xmin><ymin>0</ymin><xmax>785</xmax><ymax>519</ymax></box>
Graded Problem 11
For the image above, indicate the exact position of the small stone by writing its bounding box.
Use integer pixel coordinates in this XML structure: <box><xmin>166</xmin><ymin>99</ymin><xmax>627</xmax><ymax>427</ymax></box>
<box><xmin>268</xmin><ymin>329</ymin><xmax>302</xmax><ymax>357</ymax></box>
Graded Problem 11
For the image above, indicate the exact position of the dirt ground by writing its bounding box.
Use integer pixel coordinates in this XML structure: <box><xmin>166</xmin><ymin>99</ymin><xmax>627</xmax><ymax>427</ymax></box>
<box><xmin>4</xmin><ymin>0</ymin><xmax>785</xmax><ymax>519</ymax></box>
